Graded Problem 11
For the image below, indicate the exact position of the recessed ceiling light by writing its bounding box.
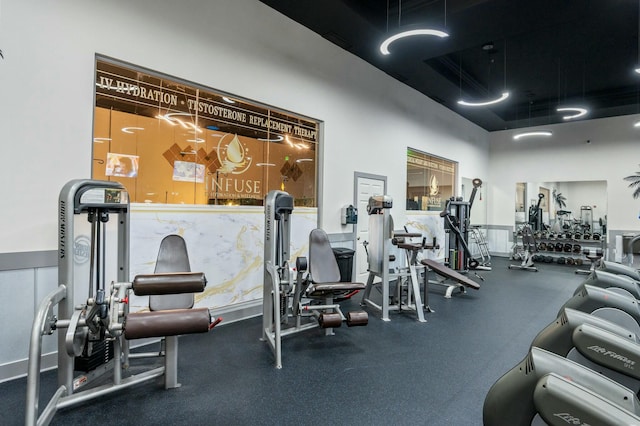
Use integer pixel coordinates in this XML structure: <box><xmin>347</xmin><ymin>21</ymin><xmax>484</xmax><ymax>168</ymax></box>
<box><xmin>557</xmin><ymin>107</ymin><xmax>588</xmax><ymax>120</ymax></box>
<box><xmin>380</xmin><ymin>29</ymin><xmax>449</xmax><ymax>55</ymax></box>
<box><xmin>457</xmin><ymin>91</ymin><xmax>510</xmax><ymax>107</ymax></box>
<box><xmin>513</xmin><ymin>130</ymin><xmax>553</xmax><ymax>140</ymax></box>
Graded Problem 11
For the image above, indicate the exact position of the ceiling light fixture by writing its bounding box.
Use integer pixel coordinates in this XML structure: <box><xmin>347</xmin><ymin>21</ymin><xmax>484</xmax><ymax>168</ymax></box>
<box><xmin>557</xmin><ymin>107</ymin><xmax>588</xmax><ymax>120</ymax></box>
<box><xmin>379</xmin><ymin>0</ymin><xmax>449</xmax><ymax>55</ymax></box>
<box><xmin>187</xmin><ymin>138</ymin><xmax>205</xmax><ymax>143</ymax></box>
<box><xmin>634</xmin><ymin>120</ymin><xmax>640</xmax><ymax>127</ymax></box>
<box><xmin>256</xmin><ymin>163</ymin><xmax>276</xmax><ymax>167</ymax></box>
<box><xmin>93</xmin><ymin>137</ymin><xmax>112</xmax><ymax>143</ymax></box>
<box><xmin>380</xmin><ymin>29</ymin><xmax>449</xmax><ymax>55</ymax></box>
<box><xmin>636</xmin><ymin>3</ymin><xmax>640</xmax><ymax>75</ymax></box>
<box><xmin>222</xmin><ymin>97</ymin><xmax>236</xmax><ymax>104</ymax></box>
<box><xmin>121</xmin><ymin>127</ymin><xmax>144</xmax><ymax>134</ymax></box>
<box><xmin>513</xmin><ymin>130</ymin><xmax>553</xmax><ymax>140</ymax></box>
<box><xmin>457</xmin><ymin>39</ymin><xmax>510</xmax><ymax>107</ymax></box>
<box><xmin>458</xmin><ymin>91</ymin><xmax>510</xmax><ymax>107</ymax></box>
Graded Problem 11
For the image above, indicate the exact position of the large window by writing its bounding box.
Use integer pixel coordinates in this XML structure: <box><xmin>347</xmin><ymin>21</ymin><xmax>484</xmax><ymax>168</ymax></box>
<box><xmin>406</xmin><ymin>148</ymin><xmax>457</xmax><ymax>211</ymax></box>
<box><xmin>92</xmin><ymin>58</ymin><xmax>318</xmax><ymax>206</ymax></box>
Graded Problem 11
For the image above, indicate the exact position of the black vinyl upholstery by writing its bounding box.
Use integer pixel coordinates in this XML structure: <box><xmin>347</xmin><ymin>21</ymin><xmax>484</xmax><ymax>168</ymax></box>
<box><xmin>150</xmin><ymin>234</ymin><xmax>196</xmax><ymax>311</ymax></box>
<box><xmin>307</xmin><ymin>229</ymin><xmax>365</xmax><ymax>294</ymax></box>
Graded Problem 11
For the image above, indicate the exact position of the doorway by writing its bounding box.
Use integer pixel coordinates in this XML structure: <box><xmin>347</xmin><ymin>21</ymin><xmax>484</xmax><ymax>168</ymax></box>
<box><xmin>353</xmin><ymin>172</ymin><xmax>387</xmax><ymax>283</ymax></box>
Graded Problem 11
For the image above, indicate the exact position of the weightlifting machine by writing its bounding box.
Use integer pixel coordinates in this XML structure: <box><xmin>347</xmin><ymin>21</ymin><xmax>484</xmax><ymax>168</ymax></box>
<box><xmin>25</xmin><ymin>180</ymin><xmax>220</xmax><ymax>426</ymax></box>
<box><xmin>508</xmin><ymin>224</ymin><xmax>538</xmax><ymax>272</ymax></box>
<box><xmin>440</xmin><ymin>178</ymin><xmax>489</xmax><ymax>272</ymax></box>
<box><xmin>262</xmin><ymin>190</ymin><xmax>367</xmax><ymax>369</ymax></box>
<box><xmin>361</xmin><ymin>195</ymin><xmax>427</xmax><ymax>322</ymax></box>
<box><xmin>528</xmin><ymin>193</ymin><xmax>545</xmax><ymax>231</ymax></box>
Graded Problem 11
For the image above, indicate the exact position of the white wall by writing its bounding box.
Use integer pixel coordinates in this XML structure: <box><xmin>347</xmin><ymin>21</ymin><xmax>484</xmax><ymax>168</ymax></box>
<box><xmin>488</xmin><ymin>115</ymin><xmax>640</xmax><ymax>234</ymax></box>
<box><xmin>0</xmin><ymin>0</ymin><xmax>489</xmax><ymax>254</ymax></box>
<box><xmin>0</xmin><ymin>0</ymin><xmax>490</xmax><ymax>380</ymax></box>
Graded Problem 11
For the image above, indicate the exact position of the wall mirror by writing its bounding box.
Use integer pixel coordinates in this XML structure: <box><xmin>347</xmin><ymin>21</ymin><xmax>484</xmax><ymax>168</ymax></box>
<box><xmin>515</xmin><ymin>180</ymin><xmax>608</xmax><ymax>235</ymax></box>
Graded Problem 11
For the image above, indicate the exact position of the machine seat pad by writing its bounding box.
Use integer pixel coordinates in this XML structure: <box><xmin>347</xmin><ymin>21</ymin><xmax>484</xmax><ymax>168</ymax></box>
<box><xmin>421</xmin><ymin>259</ymin><xmax>480</xmax><ymax>290</ymax></box>
<box><xmin>124</xmin><ymin>307</ymin><xmax>211</xmax><ymax>340</ymax></box>
<box><xmin>132</xmin><ymin>272</ymin><xmax>206</xmax><ymax>296</ymax></box>
<box><xmin>394</xmin><ymin>232</ymin><xmax>422</xmax><ymax>238</ymax></box>
<box><xmin>396</xmin><ymin>242</ymin><xmax>423</xmax><ymax>251</ymax></box>
<box><xmin>309</xmin><ymin>282</ymin><xmax>366</xmax><ymax>295</ymax></box>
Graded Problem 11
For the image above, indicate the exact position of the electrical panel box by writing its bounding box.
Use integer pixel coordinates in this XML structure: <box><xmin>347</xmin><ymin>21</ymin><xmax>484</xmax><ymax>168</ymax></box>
<box><xmin>341</xmin><ymin>205</ymin><xmax>358</xmax><ymax>225</ymax></box>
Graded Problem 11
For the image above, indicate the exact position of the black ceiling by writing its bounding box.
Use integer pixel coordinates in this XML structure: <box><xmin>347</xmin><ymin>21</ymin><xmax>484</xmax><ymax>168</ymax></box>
<box><xmin>260</xmin><ymin>0</ymin><xmax>640</xmax><ymax>131</ymax></box>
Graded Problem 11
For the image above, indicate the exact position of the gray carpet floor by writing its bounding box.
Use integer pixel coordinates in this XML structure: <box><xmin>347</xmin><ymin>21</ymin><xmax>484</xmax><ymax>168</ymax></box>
<box><xmin>2</xmin><ymin>257</ymin><xmax>585</xmax><ymax>425</ymax></box>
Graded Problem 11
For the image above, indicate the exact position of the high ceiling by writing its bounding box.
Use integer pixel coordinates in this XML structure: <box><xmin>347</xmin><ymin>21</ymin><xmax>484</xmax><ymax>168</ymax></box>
<box><xmin>260</xmin><ymin>0</ymin><xmax>640</xmax><ymax>131</ymax></box>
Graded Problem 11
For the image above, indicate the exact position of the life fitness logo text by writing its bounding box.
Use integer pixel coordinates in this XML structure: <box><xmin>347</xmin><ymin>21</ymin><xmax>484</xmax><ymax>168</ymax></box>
<box><xmin>74</xmin><ymin>235</ymin><xmax>91</xmax><ymax>264</ymax></box>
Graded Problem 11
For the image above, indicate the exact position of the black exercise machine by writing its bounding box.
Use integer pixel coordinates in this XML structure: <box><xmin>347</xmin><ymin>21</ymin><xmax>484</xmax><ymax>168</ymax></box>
<box><xmin>528</xmin><ymin>193</ymin><xmax>545</xmax><ymax>231</ymax></box>
<box><xmin>440</xmin><ymin>178</ymin><xmax>487</xmax><ymax>272</ymax></box>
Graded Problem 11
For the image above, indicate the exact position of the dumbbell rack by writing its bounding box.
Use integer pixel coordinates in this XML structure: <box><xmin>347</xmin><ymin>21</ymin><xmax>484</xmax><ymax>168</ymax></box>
<box><xmin>530</xmin><ymin>232</ymin><xmax>607</xmax><ymax>266</ymax></box>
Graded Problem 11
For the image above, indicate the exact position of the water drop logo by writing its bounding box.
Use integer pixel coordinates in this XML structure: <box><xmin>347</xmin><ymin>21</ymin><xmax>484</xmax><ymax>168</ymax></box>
<box><xmin>429</xmin><ymin>175</ymin><xmax>439</xmax><ymax>196</ymax></box>
<box><xmin>217</xmin><ymin>133</ymin><xmax>252</xmax><ymax>174</ymax></box>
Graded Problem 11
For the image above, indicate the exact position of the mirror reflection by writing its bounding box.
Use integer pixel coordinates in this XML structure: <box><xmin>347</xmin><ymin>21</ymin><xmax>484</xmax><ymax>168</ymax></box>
<box><xmin>515</xmin><ymin>181</ymin><xmax>607</xmax><ymax>236</ymax></box>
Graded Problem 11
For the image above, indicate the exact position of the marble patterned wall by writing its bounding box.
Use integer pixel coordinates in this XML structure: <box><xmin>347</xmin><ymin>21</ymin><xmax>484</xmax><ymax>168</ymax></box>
<box><xmin>128</xmin><ymin>205</ymin><xmax>317</xmax><ymax>312</ymax></box>
<box><xmin>404</xmin><ymin>212</ymin><xmax>446</xmax><ymax>261</ymax></box>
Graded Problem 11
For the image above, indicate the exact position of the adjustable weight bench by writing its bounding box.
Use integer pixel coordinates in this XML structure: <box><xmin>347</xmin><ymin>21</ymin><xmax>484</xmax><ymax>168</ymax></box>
<box><xmin>420</xmin><ymin>258</ymin><xmax>480</xmax><ymax>300</ymax></box>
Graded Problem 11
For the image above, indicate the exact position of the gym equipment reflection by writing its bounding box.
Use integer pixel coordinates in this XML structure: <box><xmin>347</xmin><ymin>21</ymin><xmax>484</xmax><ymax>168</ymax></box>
<box><xmin>262</xmin><ymin>190</ymin><xmax>367</xmax><ymax>369</ymax></box>
<box><xmin>25</xmin><ymin>180</ymin><xmax>220</xmax><ymax>426</ymax></box>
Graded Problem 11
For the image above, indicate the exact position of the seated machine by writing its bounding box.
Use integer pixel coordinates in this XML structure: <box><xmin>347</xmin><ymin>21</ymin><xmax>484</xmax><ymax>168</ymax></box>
<box><xmin>262</xmin><ymin>190</ymin><xmax>367</xmax><ymax>369</ymax></box>
<box><xmin>361</xmin><ymin>195</ymin><xmax>426</xmax><ymax>322</ymax></box>
<box><xmin>25</xmin><ymin>180</ymin><xmax>219</xmax><ymax>426</ymax></box>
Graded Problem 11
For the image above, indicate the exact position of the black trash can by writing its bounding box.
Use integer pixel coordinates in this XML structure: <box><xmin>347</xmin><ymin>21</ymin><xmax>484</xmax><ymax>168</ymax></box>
<box><xmin>332</xmin><ymin>247</ymin><xmax>356</xmax><ymax>282</ymax></box>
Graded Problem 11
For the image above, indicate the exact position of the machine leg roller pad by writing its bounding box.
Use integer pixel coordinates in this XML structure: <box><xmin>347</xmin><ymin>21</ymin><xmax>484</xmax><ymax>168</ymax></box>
<box><xmin>319</xmin><ymin>313</ymin><xmax>342</xmax><ymax>328</ymax></box>
<box><xmin>346</xmin><ymin>311</ymin><xmax>368</xmax><ymax>327</ymax></box>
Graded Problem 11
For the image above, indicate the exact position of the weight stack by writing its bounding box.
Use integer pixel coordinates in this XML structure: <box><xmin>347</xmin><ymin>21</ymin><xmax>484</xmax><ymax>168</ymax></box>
<box><xmin>74</xmin><ymin>340</ymin><xmax>114</xmax><ymax>373</ymax></box>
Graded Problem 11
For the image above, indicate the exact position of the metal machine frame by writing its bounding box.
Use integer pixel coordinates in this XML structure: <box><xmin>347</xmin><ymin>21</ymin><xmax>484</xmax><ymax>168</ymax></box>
<box><xmin>440</xmin><ymin>178</ymin><xmax>487</xmax><ymax>273</ymax></box>
<box><xmin>361</xmin><ymin>195</ymin><xmax>426</xmax><ymax>322</ymax></box>
<box><xmin>25</xmin><ymin>180</ymin><xmax>216</xmax><ymax>426</ymax></box>
<box><xmin>262</xmin><ymin>190</ymin><xmax>367</xmax><ymax>369</ymax></box>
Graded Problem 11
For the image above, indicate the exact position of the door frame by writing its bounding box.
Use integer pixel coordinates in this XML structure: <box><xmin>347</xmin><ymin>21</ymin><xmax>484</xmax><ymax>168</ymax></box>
<box><xmin>353</xmin><ymin>171</ymin><xmax>387</xmax><ymax>281</ymax></box>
